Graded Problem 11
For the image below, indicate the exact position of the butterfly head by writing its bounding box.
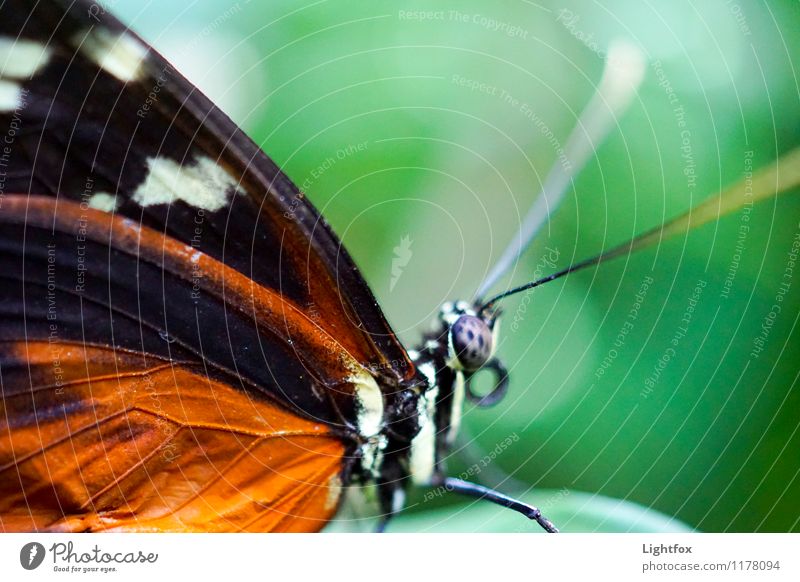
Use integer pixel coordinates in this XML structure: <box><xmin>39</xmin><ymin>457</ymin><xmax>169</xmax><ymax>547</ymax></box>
<box><xmin>442</xmin><ymin>303</ymin><xmax>496</xmax><ymax>372</ymax></box>
<box><xmin>399</xmin><ymin>300</ymin><xmax>507</xmax><ymax>491</ymax></box>
<box><xmin>436</xmin><ymin>300</ymin><xmax>508</xmax><ymax>407</ymax></box>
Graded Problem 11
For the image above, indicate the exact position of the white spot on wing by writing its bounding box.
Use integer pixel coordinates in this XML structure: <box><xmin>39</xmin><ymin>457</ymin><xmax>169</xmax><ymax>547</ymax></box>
<box><xmin>0</xmin><ymin>38</ymin><xmax>51</xmax><ymax>79</ymax></box>
<box><xmin>133</xmin><ymin>155</ymin><xmax>244</xmax><ymax>212</ymax></box>
<box><xmin>350</xmin><ymin>369</ymin><xmax>383</xmax><ymax>438</ymax></box>
<box><xmin>73</xmin><ymin>28</ymin><xmax>148</xmax><ymax>82</ymax></box>
<box><xmin>0</xmin><ymin>79</ymin><xmax>21</xmax><ymax>112</ymax></box>
<box><xmin>87</xmin><ymin>192</ymin><xmax>118</xmax><ymax>212</ymax></box>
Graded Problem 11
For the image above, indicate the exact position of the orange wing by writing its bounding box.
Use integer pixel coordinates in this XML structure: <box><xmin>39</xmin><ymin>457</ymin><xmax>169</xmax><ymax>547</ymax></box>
<box><xmin>0</xmin><ymin>195</ymin><xmax>387</xmax><ymax>532</ymax></box>
<box><xmin>0</xmin><ymin>342</ymin><xmax>345</xmax><ymax>532</ymax></box>
<box><xmin>0</xmin><ymin>0</ymin><xmax>427</xmax><ymax>531</ymax></box>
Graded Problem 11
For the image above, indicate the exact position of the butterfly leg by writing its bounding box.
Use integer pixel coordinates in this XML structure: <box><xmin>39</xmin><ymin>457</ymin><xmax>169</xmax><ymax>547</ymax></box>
<box><xmin>375</xmin><ymin>515</ymin><xmax>391</xmax><ymax>533</ymax></box>
<box><xmin>442</xmin><ymin>477</ymin><xmax>559</xmax><ymax>533</ymax></box>
<box><xmin>374</xmin><ymin>482</ymin><xmax>405</xmax><ymax>533</ymax></box>
<box><xmin>374</xmin><ymin>459</ymin><xmax>411</xmax><ymax>533</ymax></box>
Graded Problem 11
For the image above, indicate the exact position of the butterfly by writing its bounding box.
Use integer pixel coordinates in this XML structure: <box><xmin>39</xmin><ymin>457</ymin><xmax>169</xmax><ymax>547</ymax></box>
<box><xmin>1</xmin><ymin>0</ymin><xmax>798</xmax><ymax>534</ymax></box>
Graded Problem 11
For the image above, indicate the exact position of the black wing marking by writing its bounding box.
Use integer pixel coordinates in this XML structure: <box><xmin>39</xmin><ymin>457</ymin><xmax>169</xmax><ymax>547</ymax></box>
<box><xmin>0</xmin><ymin>0</ymin><xmax>420</xmax><ymax>402</ymax></box>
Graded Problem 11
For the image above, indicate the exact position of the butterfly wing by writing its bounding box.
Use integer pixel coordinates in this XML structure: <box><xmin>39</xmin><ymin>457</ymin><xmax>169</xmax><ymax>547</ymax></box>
<box><xmin>0</xmin><ymin>0</ymin><xmax>421</xmax><ymax>531</ymax></box>
<box><xmin>0</xmin><ymin>0</ymin><xmax>416</xmax><ymax>388</ymax></box>
<box><xmin>0</xmin><ymin>342</ymin><xmax>344</xmax><ymax>533</ymax></box>
<box><xmin>0</xmin><ymin>196</ymin><xmax>361</xmax><ymax>532</ymax></box>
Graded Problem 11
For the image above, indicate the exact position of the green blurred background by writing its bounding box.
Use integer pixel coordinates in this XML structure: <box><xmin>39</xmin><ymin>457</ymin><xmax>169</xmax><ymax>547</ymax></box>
<box><xmin>114</xmin><ymin>0</ymin><xmax>800</xmax><ymax>532</ymax></box>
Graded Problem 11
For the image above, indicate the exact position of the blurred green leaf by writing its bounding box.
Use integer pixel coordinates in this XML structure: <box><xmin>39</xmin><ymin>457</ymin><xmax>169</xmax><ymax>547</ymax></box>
<box><xmin>387</xmin><ymin>490</ymin><xmax>694</xmax><ymax>533</ymax></box>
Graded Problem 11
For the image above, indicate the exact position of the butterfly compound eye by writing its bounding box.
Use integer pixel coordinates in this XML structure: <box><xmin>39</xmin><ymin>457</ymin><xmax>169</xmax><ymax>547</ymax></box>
<box><xmin>450</xmin><ymin>315</ymin><xmax>493</xmax><ymax>371</ymax></box>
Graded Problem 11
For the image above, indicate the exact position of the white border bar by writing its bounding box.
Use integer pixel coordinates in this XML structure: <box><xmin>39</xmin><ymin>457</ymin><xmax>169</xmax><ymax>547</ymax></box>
<box><xmin>1</xmin><ymin>533</ymin><xmax>797</xmax><ymax>580</ymax></box>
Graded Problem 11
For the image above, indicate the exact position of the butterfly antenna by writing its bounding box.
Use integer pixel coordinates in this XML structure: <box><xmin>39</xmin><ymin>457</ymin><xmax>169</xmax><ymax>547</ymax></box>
<box><xmin>479</xmin><ymin>145</ymin><xmax>800</xmax><ymax>315</ymax></box>
<box><xmin>474</xmin><ymin>39</ymin><xmax>647</xmax><ymax>301</ymax></box>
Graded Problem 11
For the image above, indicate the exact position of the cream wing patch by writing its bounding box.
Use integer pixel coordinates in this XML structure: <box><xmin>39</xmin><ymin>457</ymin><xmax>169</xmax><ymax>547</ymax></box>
<box><xmin>0</xmin><ymin>37</ymin><xmax>51</xmax><ymax>79</ymax></box>
<box><xmin>0</xmin><ymin>37</ymin><xmax>51</xmax><ymax>113</ymax></box>
<box><xmin>72</xmin><ymin>28</ymin><xmax>148</xmax><ymax>82</ymax></box>
<box><xmin>351</xmin><ymin>370</ymin><xmax>384</xmax><ymax>438</ymax></box>
<box><xmin>87</xmin><ymin>192</ymin><xmax>119</xmax><ymax>212</ymax></box>
<box><xmin>133</xmin><ymin>155</ymin><xmax>245</xmax><ymax>212</ymax></box>
<box><xmin>0</xmin><ymin>79</ymin><xmax>22</xmax><ymax>112</ymax></box>
<box><xmin>349</xmin><ymin>365</ymin><xmax>386</xmax><ymax>475</ymax></box>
